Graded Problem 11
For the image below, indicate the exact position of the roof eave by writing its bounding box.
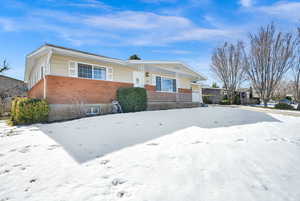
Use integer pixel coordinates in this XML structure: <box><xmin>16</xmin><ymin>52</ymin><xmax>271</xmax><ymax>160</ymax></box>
<box><xmin>127</xmin><ymin>60</ymin><xmax>207</xmax><ymax>81</ymax></box>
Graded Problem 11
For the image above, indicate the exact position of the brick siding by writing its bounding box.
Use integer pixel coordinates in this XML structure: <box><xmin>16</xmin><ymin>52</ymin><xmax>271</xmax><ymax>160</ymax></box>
<box><xmin>28</xmin><ymin>79</ymin><xmax>44</xmax><ymax>99</ymax></box>
<box><xmin>147</xmin><ymin>91</ymin><xmax>192</xmax><ymax>102</ymax></box>
<box><xmin>28</xmin><ymin>75</ymin><xmax>192</xmax><ymax>104</ymax></box>
<box><xmin>46</xmin><ymin>75</ymin><xmax>133</xmax><ymax>104</ymax></box>
<box><xmin>178</xmin><ymin>88</ymin><xmax>192</xmax><ymax>93</ymax></box>
<box><xmin>145</xmin><ymin>85</ymin><xmax>192</xmax><ymax>103</ymax></box>
<box><xmin>145</xmin><ymin>84</ymin><xmax>156</xmax><ymax>91</ymax></box>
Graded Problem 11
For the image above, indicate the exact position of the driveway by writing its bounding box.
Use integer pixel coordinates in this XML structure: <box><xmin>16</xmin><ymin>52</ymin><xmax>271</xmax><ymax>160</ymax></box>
<box><xmin>38</xmin><ymin>107</ymin><xmax>279</xmax><ymax>163</ymax></box>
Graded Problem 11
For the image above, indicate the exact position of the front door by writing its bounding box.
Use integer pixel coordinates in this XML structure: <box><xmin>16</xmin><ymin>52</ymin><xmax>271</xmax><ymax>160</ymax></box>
<box><xmin>133</xmin><ymin>71</ymin><xmax>144</xmax><ymax>87</ymax></box>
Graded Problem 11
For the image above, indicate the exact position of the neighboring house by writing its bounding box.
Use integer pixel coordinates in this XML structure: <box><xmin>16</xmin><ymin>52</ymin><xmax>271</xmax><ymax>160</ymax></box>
<box><xmin>202</xmin><ymin>86</ymin><xmax>261</xmax><ymax>105</ymax></box>
<box><xmin>234</xmin><ymin>88</ymin><xmax>250</xmax><ymax>105</ymax></box>
<box><xmin>202</xmin><ymin>87</ymin><xmax>224</xmax><ymax>104</ymax></box>
<box><xmin>0</xmin><ymin>75</ymin><xmax>27</xmax><ymax>115</ymax></box>
<box><xmin>25</xmin><ymin>44</ymin><xmax>206</xmax><ymax>121</ymax></box>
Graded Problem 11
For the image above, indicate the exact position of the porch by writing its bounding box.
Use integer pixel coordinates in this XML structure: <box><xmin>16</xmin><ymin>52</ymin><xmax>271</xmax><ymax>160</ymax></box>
<box><xmin>146</xmin><ymin>91</ymin><xmax>201</xmax><ymax>110</ymax></box>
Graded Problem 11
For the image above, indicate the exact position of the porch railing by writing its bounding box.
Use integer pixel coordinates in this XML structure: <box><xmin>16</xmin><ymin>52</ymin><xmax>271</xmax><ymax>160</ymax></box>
<box><xmin>147</xmin><ymin>91</ymin><xmax>192</xmax><ymax>103</ymax></box>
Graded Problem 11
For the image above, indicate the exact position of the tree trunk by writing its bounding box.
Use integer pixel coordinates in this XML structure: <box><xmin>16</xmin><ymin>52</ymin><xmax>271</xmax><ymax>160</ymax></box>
<box><xmin>263</xmin><ymin>99</ymin><xmax>268</xmax><ymax>107</ymax></box>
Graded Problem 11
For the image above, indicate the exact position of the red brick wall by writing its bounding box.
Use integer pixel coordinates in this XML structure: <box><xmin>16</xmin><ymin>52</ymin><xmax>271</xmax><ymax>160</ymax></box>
<box><xmin>145</xmin><ymin>84</ymin><xmax>156</xmax><ymax>91</ymax></box>
<box><xmin>178</xmin><ymin>88</ymin><xmax>192</xmax><ymax>93</ymax></box>
<box><xmin>45</xmin><ymin>75</ymin><xmax>133</xmax><ymax>104</ymax></box>
<box><xmin>145</xmin><ymin>85</ymin><xmax>192</xmax><ymax>94</ymax></box>
<box><xmin>28</xmin><ymin>79</ymin><xmax>44</xmax><ymax>99</ymax></box>
<box><xmin>147</xmin><ymin>91</ymin><xmax>176</xmax><ymax>102</ymax></box>
<box><xmin>28</xmin><ymin>76</ymin><xmax>192</xmax><ymax>104</ymax></box>
<box><xmin>145</xmin><ymin>84</ymin><xmax>192</xmax><ymax>102</ymax></box>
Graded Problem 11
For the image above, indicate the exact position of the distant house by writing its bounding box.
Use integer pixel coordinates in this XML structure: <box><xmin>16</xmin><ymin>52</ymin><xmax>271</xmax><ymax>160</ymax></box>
<box><xmin>25</xmin><ymin>44</ymin><xmax>206</xmax><ymax>121</ymax></box>
<box><xmin>202</xmin><ymin>87</ymin><xmax>224</xmax><ymax>104</ymax></box>
<box><xmin>0</xmin><ymin>75</ymin><xmax>27</xmax><ymax>115</ymax></box>
<box><xmin>202</xmin><ymin>87</ymin><xmax>260</xmax><ymax>105</ymax></box>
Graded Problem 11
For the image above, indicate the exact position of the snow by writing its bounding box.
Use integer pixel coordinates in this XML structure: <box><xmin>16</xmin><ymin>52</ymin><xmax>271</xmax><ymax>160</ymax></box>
<box><xmin>253</xmin><ymin>102</ymin><xmax>299</xmax><ymax>109</ymax></box>
<box><xmin>0</xmin><ymin>107</ymin><xmax>300</xmax><ymax>201</ymax></box>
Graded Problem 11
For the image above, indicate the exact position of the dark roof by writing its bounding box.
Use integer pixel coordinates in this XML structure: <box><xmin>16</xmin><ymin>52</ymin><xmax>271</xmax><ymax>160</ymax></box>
<box><xmin>0</xmin><ymin>75</ymin><xmax>24</xmax><ymax>82</ymax></box>
<box><xmin>28</xmin><ymin>43</ymin><xmax>121</xmax><ymax>60</ymax></box>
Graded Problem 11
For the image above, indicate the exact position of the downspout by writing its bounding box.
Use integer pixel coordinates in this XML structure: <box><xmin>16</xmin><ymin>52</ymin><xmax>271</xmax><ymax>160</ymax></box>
<box><xmin>43</xmin><ymin>73</ymin><xmax>47</xmax><ymax>99</ymax></box>
<box><xmin>44</xmin><ymin>49</ymin><xmax>53</xmax><ymax>99</ymax></box>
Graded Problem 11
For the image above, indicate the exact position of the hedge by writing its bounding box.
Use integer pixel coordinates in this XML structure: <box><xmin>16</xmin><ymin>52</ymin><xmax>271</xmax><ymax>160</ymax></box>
<box><xmin>274</xmin><ymin>103</ymin><xmax>294</xmax><ymax>110</ymax></box>
<box><xmin>9</xmin><ymin>97</ymin><xmax>49</xmax><ymax>125</ymax></box>
<box><xmin>233</xmin><ymin>95</ymin><xmax>241</xmax><ymax>105</ymax></box>
<box><xmin>117</xmin><ymin>87</ymin><xmax>147</xmax><ymax>113</ymax></box>
<box><xmin>203</xmin><ymin>96</ymin><xmax>212</xmax><ymax>104</ymax></box>
<box><xmin>219</xmin><ymin>99</ymin><xmax>230</xmax><ymax>105</ymax></box>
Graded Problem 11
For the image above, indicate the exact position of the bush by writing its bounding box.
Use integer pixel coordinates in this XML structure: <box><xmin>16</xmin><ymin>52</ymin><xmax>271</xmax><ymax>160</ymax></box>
<box><xmin>285</xmin><ymin>96</ymin><xmax>292</xmax><ymax>101</ymax></box>
<box><xmin>220</xmin><ymin>99</ymin><xmax>230</xmax><ymax>105</ymax></box>
<box><xmin>233</xmin><ymin>95</ymin><xmax>241</xmax><ymax>105</ymax></box>
<box><xmin>117</xmin><ymin>87</ymin><xmax>147</xmax><ymax>113</ymax></box>
<box><xmin>9</xmin><ymin>97</ymin><xmax>49</xmax><ymax>125</ymax></box>
<box><xmin>203</xmin><ymin>96</ymin><xmax>212</xmax><ymax>104</ymax></box>
<box><xmin>274</xmin><ymin>103</ymin><xmax>294</xmax><ymax>110</ymax></box>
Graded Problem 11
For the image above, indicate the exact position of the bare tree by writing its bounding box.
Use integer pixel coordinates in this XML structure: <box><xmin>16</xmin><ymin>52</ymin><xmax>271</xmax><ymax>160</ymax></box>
<box><xmin>272</xmin><ymin>80</ymin><xmax>293</xmax><ymax>100</ymax></box>
<box><xmin>0</xmin><ymin>59</ymin><xmax>9</xmax><ymax>73</ymax></box>
<box><xmin>292</xmin><ymin>65</ymin><xmax>300</xmax><ymax>110</ymax></box>
<box><xmin>244</xmin><ymin>23</ymin><xmax>295</xmax><ymax>107</ymax></box>
<box><xmin>211</xmin><ymin>41</ymin><xmax>245</xmax><ymax>103</ymax></box>
<box><xmin>292</xmin><ymin>28</ymin><xmax>300</xmax><ymax>110</ymax></box>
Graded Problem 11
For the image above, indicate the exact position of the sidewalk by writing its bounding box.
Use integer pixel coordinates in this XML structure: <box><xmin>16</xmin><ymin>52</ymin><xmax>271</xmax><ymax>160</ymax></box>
<box><xmin>238</xmin><ymin>105</ymin><xmax>300</xmax><ymax>117</ymax></box>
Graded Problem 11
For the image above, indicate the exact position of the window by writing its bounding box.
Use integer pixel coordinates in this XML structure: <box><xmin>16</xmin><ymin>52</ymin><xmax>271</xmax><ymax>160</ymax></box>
<box><xmin>86</xmin><ymin>106</ymin><xmax>100</xmax><ymax>115</ymax></box>
<box><xmin>78</xmin><ymin>63</ymin><xmax>93</xmax><ymax>78</ymax></box>
<box><xmin>155</xmin><ymin>76</ymin><xmax>176</xmax><ymax>92</ymax></box>
<box><xmin>93</xmin><ymin>66</ymin><xmax>106</xmax><ymax>80</ymax></box>
<box><xmin>77</xmin><ymin>63</ymin><xmax>107</xmax><ymax>80</ymax></box>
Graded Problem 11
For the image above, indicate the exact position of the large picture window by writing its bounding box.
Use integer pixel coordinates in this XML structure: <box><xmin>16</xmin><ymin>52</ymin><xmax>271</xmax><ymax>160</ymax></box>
<box><xmin>78</xmin><ymin>63</ymin><xmax>92</xmax><ymax>78</ymax></box>
<box><xmin>93</xmin><ymin>66</ymin><xmax>106</xmax><ymax>80</ymax></box>
<box><xmin>155</xmin><ymin>76</ymin><xmax>176</xmax><ymax>92</ymax></box>
<box><xmin>77</xmin><ymin>63</ymin><xmax>106</xmax><ymax>80</ymax></box>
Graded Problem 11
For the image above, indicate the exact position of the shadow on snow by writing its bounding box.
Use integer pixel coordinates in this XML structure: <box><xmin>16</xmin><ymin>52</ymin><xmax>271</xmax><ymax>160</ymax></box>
<box><xmin>38</xmin><ymin>107</ymin><xmax>280</xmax><ymax>163</ymax></box>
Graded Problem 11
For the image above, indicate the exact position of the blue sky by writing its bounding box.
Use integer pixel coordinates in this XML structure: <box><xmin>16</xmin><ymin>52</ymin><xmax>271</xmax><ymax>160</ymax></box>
<box><xmin>0</xmin><ymin>0</ymin><xmax>300</xmax><ymax>85</ymax></box>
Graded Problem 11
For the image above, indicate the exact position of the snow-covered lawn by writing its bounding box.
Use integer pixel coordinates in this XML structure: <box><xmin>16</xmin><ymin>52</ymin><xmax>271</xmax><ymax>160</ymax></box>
<box><xmin>0</xmin><ymin>107</ymin><xmax>300</xmax><ymax>201</ymax></box>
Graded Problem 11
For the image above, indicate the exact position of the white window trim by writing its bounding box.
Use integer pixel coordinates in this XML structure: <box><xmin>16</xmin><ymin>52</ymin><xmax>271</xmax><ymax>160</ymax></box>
<box><xmin>75</xmin><ymin>61</ymin><xmax>108</xmax><ymax>81</ymax></box>
<box><xmin>154</xmin><ymin>74</ymin><xmax>178</xmax><ymax>93</ymax></box>
<box><xmin>86</xmin><ymin>106</ymin><xmax>101</xmax><ymax>115</ymax></box>
<box><xmin>93</xmin><ymin>66</ymin><xmax>107</xmax><ymax>80</ymax></box>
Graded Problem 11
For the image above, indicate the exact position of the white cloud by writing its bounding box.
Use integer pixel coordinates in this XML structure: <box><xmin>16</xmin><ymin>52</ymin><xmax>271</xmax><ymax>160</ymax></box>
<box><xmin>167</xmin><ymin>28</ymin><xmax>235</xmax><ymax>42</ymax></box>
<box><xmin>84</xmin><ymin>11</ymin><xmax>192</xmax><ymax>30</ymax></box>
<box><xmin>67</xmin><ymin>0</ymin><xmax>111</xmax><ymax>9</ymax></box>
<box><xmin>0</xmin><ymin>8</ymin><xmax>237</xmax><ymax>46</ymax></box>
<box><xmin>43</xmin><ymin>0</ymin><xmax>111</xmax><ymax>9</ymax></box>
<box><xmin>257</xmin><ymin>2</ymin><xmax>300</xmax><ymax>22</ymax></box>
<box><xmin>152</xmin><ymin>49</ymin><xmax>192</xmax><ymax>54</ymax></box>
<box><xmin>0</xmin><ymin>18</ymin><xmax>17</xmax><ymax>31</ymax></box>
<box><xmin>140</xmin><ymin>0</ymin><xmax>177</xmax><ymax>3</ymax></box>
<box><xmin>240</xmin><ymin>0</ymin><xmax>252</xmax><ymax>7</ymax></box>
<box><xmin>83</xmin><ymin>11</ymin><xmax>238</xmax><ymax>45</ymax></box>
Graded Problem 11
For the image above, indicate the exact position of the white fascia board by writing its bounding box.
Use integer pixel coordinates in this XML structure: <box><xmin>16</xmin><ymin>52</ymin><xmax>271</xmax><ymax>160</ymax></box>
<box><xmin>191</xmin><ymin>82</ymin><xmax>202</xmax><ymax>86</ymax></box>
<box><xmin>51</xmin><ymin>47</ymin><xmax>126</xmax><ymax>65</ymax></box>
<box><xmin>128</xmin><ymin>60</ymin><xmax>207</xmax><ymax>81</ymax></box>
<box><xmin>26</xmin><ymin>45</ymin><xmax>48</xmax><ymax>58</ymax></box>
<box><xmin>25</xmin><ymin>47</ymin><xmax>50</xmax><ymax>82</ymax></box>
<box><xmin>179</xmin><ymin>62</ymin><xmax>207</xmax><ymax>81</ymax></box>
